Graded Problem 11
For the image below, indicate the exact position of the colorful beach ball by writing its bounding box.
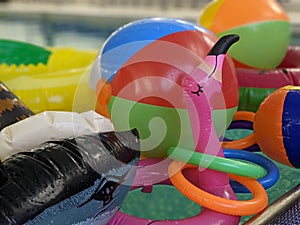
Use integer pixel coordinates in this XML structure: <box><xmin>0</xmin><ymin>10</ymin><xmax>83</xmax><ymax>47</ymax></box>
<box><xmin>91</xmin><ymin>18</ymin><xmax>239</xmax><ymax>158</ymax></box>
<box><xmin>199</xmin><ymin>0</ymin><xmax>291</xmax><ymax>69</ymax></box>
<box><xmin>254</xmin><ymin>86</ymin><xmax>300</xmax><ymax>168</ymax></box>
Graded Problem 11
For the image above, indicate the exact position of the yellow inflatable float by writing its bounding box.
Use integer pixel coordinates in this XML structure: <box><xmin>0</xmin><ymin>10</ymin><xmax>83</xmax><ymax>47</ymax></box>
<box><xmin>0</xmin><ymin>39</ymin><xmax>98</xmax><ymax>113</ymax></box>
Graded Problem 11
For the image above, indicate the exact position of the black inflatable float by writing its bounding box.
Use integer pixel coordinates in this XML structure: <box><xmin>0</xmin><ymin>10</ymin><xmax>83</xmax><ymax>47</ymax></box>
<box><xmin>0</xmin><ymin>129</ymin><xmax>140</xmax><ymax>225</ymax></box>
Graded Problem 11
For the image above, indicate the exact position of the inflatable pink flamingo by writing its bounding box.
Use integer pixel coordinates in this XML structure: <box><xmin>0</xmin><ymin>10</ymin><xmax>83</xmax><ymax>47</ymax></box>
<box><xmin>108</xmin><ymin>35</ymin><xmax>246</xmax><ymax>224</ymax></box>
<box><xmin>169</xmin><ymin>34</ymin><xmax>267</xmax><ymax>217</ymax></box>
<box><xmin>181</xmin><ymin>34</ymin><xmax>241</xmax><ymax>195</ymax></box>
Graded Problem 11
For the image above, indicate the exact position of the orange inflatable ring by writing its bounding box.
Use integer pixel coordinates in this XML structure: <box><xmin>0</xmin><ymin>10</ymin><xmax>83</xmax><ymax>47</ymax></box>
<box><xmin>168</xmin><ymin>160</ymin><xmax>268</xmax><ymax>216</ymax></box>
<box><xmin>222</xmin><ymin>111</ymin><xmax>256</xmax><ymax>149</ymax></box>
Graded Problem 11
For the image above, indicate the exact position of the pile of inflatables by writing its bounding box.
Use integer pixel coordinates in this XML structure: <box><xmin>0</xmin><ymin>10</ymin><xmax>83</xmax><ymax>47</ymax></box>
<box><xmin>1</xmin><ymin>0</ymin><xmax>300</xmax><ymax>224</ymax></box>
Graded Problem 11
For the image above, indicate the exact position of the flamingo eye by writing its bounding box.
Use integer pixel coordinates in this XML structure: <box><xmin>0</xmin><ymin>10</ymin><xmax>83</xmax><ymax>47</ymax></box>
<box><xmin>191</xmin><ymin>84</ymin><xmax>204</xmax><ymax>96</ymax></box>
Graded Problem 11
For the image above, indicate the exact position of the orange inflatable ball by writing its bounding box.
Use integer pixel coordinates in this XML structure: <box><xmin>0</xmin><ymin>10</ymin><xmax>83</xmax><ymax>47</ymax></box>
<box><xmin>224</xmin><ymin>86</ymin><xmax>300</xmax><ymax>168</ymax></box>
<box><xmin>199</xmin><ymin>0</ymin><xmax>291</xmax><ymax>69</ymax></box>
<box><xmin>254</xmin><ymin>86</ymin><xmax>300</xmax><ymax>168</ymax></box>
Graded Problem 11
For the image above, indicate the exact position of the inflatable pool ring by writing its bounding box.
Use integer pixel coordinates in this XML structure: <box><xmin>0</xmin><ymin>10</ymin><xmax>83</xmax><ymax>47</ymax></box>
<box><xmin>0</xmin><ymin>39</ymin><xmax>98</xmax><ymax>113</ymax></box>
<box><xmin>0</xmin><ymin>82</ymin><xmax>34</xmax><ymax>130</ymax></box>
<box><xmin>237</xmin><ymin>46</ymin><xmax>300</xmax><ymax>112</ymax></box>
<box><xmin>223</xmin><ymin>149</ymin><xmax>279</xmax><ymax>193</ymax></box>
<box><xmin>223</xmin><ymin>86</ymin><xmax>300</xmax><ymax>168</ymax></box>
<box><xmin>167</xmin><ymin>147</ymin><xmax>266</xmax><ymax>179</ymax></box>
<box><xmin>0</xmin><ymin>129</ymin><xmax>140</xmax><ymax>224</ymax></box>
<box><xmin>93</xmin><ymin>17</ymin><xmax>239</xmax><ymax>159</ymax></box>
<box><xmin>278</xmin><ymin>46</ymin><xmax>300</xmax><ymax>68</ymax></box>
<box><xmin>224</xmin><ymin>112</ymin><xmax>261</xmax><ymax>152</ymax></box>
<box><xmin>0</xmin><ymin>110</ymin><xmax>114</xmax><ymax>160</ymax></box>
<box><xmin>168</xmin><ymin>147</ymin><xmax>278</xmax><ymax>193</ymax></box>
<box><xmin>109</xmin><ymin>33</ymin><xmax>242</xmax><ymax>224</ymax></box>
<box><xmin>199</xmin><ymin>0</ymin><xmax>291</xmax><ymax>69</ymax></box>
<box><xmin>168</xmin><ymin>161</ymin><xmax>268</xmax><ymax>216</ymax></box>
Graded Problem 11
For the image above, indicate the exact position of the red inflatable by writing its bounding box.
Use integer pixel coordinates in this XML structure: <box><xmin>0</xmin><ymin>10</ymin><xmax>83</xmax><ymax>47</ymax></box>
<box><xmin>237</xmin><ymin>46</ymin><xmax>300</xmax><ymax>112</ymax></box>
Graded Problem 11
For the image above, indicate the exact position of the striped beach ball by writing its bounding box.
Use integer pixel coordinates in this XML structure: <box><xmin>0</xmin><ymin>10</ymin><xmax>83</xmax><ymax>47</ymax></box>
<box><xmin>92</xmin><ymin>18</ymin><xmax>238</xmax><ymax>158</ymax></box>
<box><xmin>199</xmin><ymin>0</ymin><xmax>291</xmax><ymax>69</ymax></box>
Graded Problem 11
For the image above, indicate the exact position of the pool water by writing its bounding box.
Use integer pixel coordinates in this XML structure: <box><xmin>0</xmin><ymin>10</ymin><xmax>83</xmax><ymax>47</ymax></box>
<box><xmin>0</xmin><ymin>14</ymin><xmax>130</xmax><ymax>50</ymax></box>
<box><xmin>1</xmin><ymin>14</ymin><xmax>300</xmax><ymax>50</ymax></box>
